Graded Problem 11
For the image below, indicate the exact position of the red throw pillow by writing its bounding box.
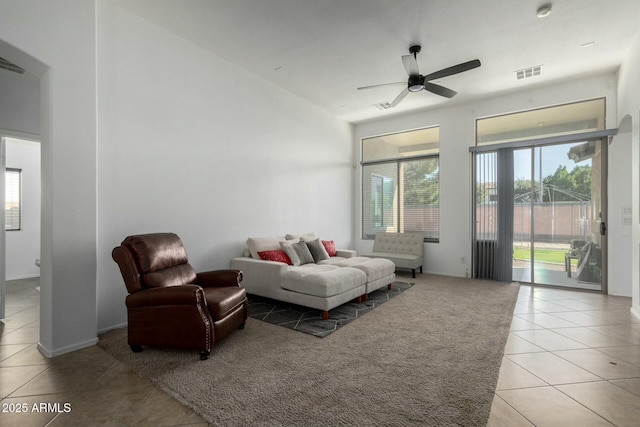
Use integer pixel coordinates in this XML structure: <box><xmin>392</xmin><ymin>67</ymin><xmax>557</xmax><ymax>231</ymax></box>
<box><xmin>321</xmin><ymin>240</ymin><xmax>337</xmax><ymax>257</ymax></box>
<box><xmin>258</xmin><ymin>250</ymin><xmax>292</xmax><ymax>265</ymax></box>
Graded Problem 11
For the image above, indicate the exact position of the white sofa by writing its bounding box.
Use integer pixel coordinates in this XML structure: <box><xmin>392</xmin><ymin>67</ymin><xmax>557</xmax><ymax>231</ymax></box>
<box><xmin>361</xmin><ymin>232</ymin><xmax>424</xmax><ymax>278</ymax></box>
<box><xmin>230</xmin><ymin>234</ymin><xmax>396</xmax><ymax>319</ymax></box>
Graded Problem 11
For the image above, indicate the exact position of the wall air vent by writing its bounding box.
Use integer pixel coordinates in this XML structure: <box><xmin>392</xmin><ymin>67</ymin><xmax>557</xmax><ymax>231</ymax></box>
<box><xmin>374</xmin><ymin>102</ymin><xmax>392</xmax><ymax>110</ymax></box>
<box><xmin>0</xmin><ymin>57</ymin><xmax>26</xmax><ymax>74</ymax></box>
<box><xmin>515</xmin><ymin>65</ymin><xmax>542</xmax><ymax>80</ymax></box>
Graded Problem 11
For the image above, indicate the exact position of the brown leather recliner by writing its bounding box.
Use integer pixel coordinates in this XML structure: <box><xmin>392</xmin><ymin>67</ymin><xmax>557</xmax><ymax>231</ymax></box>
<box><xmin>112</xmin><ymin>233</ymin><xmax>247</xmax><ymax>360</ymax></box>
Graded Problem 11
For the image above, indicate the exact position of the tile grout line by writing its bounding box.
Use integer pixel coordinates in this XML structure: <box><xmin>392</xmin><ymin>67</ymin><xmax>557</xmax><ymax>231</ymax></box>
<box><xmin>493</xmin><ymin>286</ymin><xmax>640</xmax><ymax>425</ymax></box>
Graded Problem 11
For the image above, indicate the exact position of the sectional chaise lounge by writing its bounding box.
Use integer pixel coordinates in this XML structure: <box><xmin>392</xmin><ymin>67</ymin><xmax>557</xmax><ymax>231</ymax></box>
<box><xmin>230</xmin><ymin>233</ymin><xmax>396</xmax><ymax>319</ymax></box>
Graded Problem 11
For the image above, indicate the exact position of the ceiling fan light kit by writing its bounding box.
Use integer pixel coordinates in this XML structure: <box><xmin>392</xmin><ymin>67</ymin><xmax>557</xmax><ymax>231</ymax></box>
<box><xmin>408</xmin><ymin>75</ymin><xmax>425</xmax><ymax>92</ymax></box>
<box><xmin>537</xmin><ymin>3</ymin><xmax>552</xmax><ymax>18</ymax></box>
<box><xmin>358</xmin><ymin>44</ymin><xmax>481</xmax><ymax>108</ymax></box>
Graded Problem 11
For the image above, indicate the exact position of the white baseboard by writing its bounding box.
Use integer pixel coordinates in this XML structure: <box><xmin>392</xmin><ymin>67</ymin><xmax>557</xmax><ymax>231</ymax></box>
<box><xmin>6</xmin><ymin>274</ymin><xmax>40</xmax><ymax>281</ymax></box>
<box><xmin>97</xmin><ymin>322</ymin><xmax>127</xmax><ymax>335</ymax></box>
<box><xmin>37</xmin><ymin>337</ymin><xmax>99</xmax><ymax>358</ymax></box>
<box><xmin>631</xmin><ymin>306</ymin><xmax>640</xmax><ymax>321</ymax></box>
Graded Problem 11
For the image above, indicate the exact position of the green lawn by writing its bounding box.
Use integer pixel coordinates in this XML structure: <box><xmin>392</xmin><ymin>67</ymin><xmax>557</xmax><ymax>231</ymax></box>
<box><xmin>513</xmin><ymin>247</ymin><xmax>576</xmax><ymax>265</ymax></box>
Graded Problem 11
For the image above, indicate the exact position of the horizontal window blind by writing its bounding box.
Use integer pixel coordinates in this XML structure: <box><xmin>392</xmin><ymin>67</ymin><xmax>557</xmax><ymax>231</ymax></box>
<box><xmin>400</xmin><ymin>158</ymin><xmax>439</xmax><ymax>241</ymax></box>
<box><xmin>362</xmin><ymin>157</ymin><xmax>439</xmax><ymax>241</ymax></box>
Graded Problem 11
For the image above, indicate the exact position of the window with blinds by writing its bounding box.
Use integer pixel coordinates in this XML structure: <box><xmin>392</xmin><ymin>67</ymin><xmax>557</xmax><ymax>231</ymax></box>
<box><xmin>362</xmin><ymin>127</ymin><xmax>439</xmax><ymax>242</ymax></box>
<box><xmin>5</xmin><ymin>168</ymin><xmax>21</xmax><ymax>231</ymax></box>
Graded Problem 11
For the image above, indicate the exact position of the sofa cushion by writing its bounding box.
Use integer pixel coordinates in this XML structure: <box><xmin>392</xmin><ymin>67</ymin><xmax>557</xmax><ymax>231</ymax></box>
<box><xmin>366</xmin><ymin>252</ymin><xmax>422</xmax><ymax>261</ymax></box>
<box><xmin>281</xmin><ymin>266</ymin><xmax>366</xmax><ymax>298</ymax></box>
<box><xmin>320</xmin><ymin>256</ymin><xmax>371</xmax><ymax>266</ymax></box>
<box><xmin>286</xmin><ymin>232</ymin><xmax>317</xmax><ymax>241</ymax></box>
<box><xmin>348</xmin><ymin>258</ymin><xmax>396</xmax><ymax>282</ymax></box>
<box><xmin>305</xmin><ymin>238</ymin><xmax>329</xmax><ymax>263</ymax></box>
<box><xmin>280</xmin><ymin>241</ymin><xmax>299</xmax><ymax>265</ymax></box>
<box><xmin>281</xmin><ymin>241</ymin><xmax>314</xmax><ymax>266</ymax></box>
<box><xmin>322</xmin><ymin>240</ymin><xmax>337</xmax><ymax>257</ymax></box>
<box><xmin>364</xmin><ymin>252</ymin><xmax>423</xmax><ymax>269</ymax></box>
<box><xmin>320</xmin><ymin>257</ymin><xmax>395</xmax><ymax>282</ymax></box>
<box><xmin>258</xmin><ymin>250</ymin><xmax>292</xmax><ymax>265</ymax></box>
<box><xmin>246</xmin><ymin>236</ymin><xmax>285</xmax><ymax>259</ymax></box>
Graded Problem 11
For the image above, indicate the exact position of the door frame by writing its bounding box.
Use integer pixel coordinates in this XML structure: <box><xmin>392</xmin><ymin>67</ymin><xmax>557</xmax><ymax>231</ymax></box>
<box><xmin>1</xmin><ymin>136</ymin><xmax>5</xmax><ymax>319</ymax></box>
<box><xmin>471</xmin><ymin>129</ymin><xmax>616</xmax><ymax>293</ymax></box>
<box><xmin>0</xmin><ymin>130</ymin><xmax>41</xmax><ymax>319</ymax></box>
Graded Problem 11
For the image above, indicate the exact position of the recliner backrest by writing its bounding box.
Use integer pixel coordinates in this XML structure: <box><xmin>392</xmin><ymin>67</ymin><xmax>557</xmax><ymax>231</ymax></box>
<box><xmin>114</xmin><ymin>233</ymin><xmax>197</xmax><ymax>292</ymax></box>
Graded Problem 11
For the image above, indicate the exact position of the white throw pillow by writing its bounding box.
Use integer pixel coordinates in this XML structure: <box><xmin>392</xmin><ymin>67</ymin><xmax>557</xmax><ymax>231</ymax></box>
<box><xmin>280</xmin><ymin>241</ymin><xmax>314</xmax><ymax>266</ymax></box>
<box><xmin>246</xmin><ymin>236</ymin><xmax>285</xmax><ymax>259</ymax></box>
<box><xmin>286</xmin><ymin>232</ymin><xmax>317</xmax><ymax>241</ymax></box>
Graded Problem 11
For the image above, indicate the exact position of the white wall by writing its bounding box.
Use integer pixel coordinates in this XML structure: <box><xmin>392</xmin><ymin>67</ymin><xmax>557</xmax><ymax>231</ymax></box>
<box><xmin>354</xmin><ymin>74</ymin><xmax>618</xmax><ymax>281</ymax></box>
<box><xmin>95</xmin><ymin>3</ymin><xmax>354</xmax><ymax>331</ymax></box>
<box><xmin>5</xmin><ymin>138</ymin><xmax>41</xmax><ymax>280</ymax></box>
<box><xmin>0</xmin><ymin>71</ymin><xmax>40</xmax><ymax>135</ymax></box>
<box><xmin>608</xmin><ymin>119</ymin><xmax>633</xmax><ymax>297</ymax></box>
<box><xmin>616</xmin><ymin>32</ymin><xmax>640</xmax><ymax>317</ymax></box>
<box><xmin>1</xmin><ymin>1</ymin><xmax>635</xmax><ymax>355</ymax></box>
<box><xmin>0</xmin><ymin>0</ymin><xmax>98</xmax><ymax>356</ymax></box>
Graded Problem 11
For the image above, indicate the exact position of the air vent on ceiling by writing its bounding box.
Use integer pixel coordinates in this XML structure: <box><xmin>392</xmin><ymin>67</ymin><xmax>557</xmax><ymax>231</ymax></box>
<box><xmin>515</xmin><ymin>65</ymin><xmax>542</xmax><ymax>80</ymax></box>
<box><xmin>0</xmin><ymin>57</ymin><xmax>26</xmax><ymax>74</ymax></box>
<box><xmin>374</xmin><ymin>102</ymin><xmax>393</xmax><ymax>110</ymax></box>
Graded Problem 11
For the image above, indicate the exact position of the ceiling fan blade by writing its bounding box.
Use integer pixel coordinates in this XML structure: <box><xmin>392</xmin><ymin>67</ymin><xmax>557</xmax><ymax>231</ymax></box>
<box><xmin>402</xmin><ymin>54</ymin><xmax>419</xmax><ymax>77</ymax></box>
<box><xmin>423</xmin><ymin>59</ymin><xmax>481</xmax><ymax>81</ymax></box>
<box><xmin>390</xmin><ymin>88</ymin><xmax>410</xmax><ymax>107</ymax></box>
<box><xmin>357</xmin><ymin>81</ymin><xmax>405</xmax><ymax>90</ymax></box>
<box><xmin>424</xmin><ymin>82</ymin><xmax>457</xmax><ymax>98</ymax></box>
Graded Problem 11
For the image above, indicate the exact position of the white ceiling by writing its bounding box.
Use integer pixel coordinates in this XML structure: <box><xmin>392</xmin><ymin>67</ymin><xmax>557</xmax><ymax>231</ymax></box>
<box><xmin>117</xmin><ymin>0</ymin><xmax>640</xmax><ymax>123</ymax></box>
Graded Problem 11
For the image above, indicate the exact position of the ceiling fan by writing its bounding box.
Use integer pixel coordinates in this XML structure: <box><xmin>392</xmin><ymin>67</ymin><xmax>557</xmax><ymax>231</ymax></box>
<box><xmin>358</xmin><ymin>45</ymin><xmax>481</xmax><ymax>108</ymax></box>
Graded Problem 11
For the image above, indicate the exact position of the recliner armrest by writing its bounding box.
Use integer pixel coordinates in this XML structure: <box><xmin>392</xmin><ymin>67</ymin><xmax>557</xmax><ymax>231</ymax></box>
<box><xmin>196</xmin><ymin>269</ymin><xmax>243</xmax><ymax>287</ymax></box>
<box><xmin>126</xmin><ymin>284</ymin><xmax>205</xmax><ymax>308</ymax></box>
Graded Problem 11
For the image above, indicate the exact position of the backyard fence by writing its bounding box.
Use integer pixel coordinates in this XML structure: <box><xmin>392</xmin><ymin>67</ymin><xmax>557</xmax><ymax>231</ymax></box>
<box><xmin>477</xmin><ymin>201</ymin><xmax>592</xmax><ymax>243</ymax></box>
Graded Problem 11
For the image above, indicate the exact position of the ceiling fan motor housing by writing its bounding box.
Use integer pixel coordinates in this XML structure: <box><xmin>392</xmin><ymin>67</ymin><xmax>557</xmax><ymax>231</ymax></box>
<box><xmin>408</xmin><ymin>74</ymin><xmax>425</xmax><ymax>92</ymax></box>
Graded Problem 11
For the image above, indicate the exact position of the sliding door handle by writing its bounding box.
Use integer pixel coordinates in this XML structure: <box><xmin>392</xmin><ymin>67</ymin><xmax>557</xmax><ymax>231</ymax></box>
<box><xmin>600</xmin><ymin>221</ymin><xmax>607</xmax><ymax>236</ymax></box>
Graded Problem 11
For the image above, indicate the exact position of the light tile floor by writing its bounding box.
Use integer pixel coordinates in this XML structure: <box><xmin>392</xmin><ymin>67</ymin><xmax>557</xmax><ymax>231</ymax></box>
<box><xmin>0</xmin><ymin>278</ymin><xmax>207</xmax><ymax>426</ymax></box>
<box><xmin>488</xmin><ymin>284</ymin><xmax>640</xmax><ymax>426</ymax></box>
<box><xmin>2</xmin><ymin>278</ymin><xmax>639</xmax><ymax>426</ymax></box>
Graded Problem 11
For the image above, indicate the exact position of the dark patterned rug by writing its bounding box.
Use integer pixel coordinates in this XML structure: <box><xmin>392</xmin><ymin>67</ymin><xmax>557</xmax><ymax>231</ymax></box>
<box><xmin>247</xmin><ymin>281</ymin><xmax>413</xmax><ymax>337</ymax></box>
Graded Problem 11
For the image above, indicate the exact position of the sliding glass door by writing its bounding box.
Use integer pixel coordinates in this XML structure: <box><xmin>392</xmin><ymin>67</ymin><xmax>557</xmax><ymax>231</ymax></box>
<box><xmin>512</xmin><ymin>140</ymin><xmax>606</xmax><ymax>291</ymax></box>
<box><xmin>472</xmin><ymin>99</ymin><xmax>611</xmax><ymax>291</ymax></box>
<box><xmin>512</xmin><ymin>148</ymin><xmax>533</xmax><ymax>283</ymax></box>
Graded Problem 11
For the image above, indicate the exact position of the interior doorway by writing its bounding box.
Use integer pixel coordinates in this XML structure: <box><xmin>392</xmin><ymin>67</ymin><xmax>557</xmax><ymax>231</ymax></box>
<box><xmin>1</xmin><ymin>135</ymin><xmax>41</xmax><ymax>320</ymax></box>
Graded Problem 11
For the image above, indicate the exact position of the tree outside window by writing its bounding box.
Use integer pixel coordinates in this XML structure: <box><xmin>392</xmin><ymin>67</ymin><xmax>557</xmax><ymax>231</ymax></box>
<box><xmin>362</xmin><ymin>127</ymin><xmax>439</xmax><ymax>242</ymax></box>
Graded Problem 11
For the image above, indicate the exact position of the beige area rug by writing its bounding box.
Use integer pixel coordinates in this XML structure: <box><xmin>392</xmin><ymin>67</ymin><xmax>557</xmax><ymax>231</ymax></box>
<box><xmin>98</xmin><ymin>274</ymin><xmax>519</xmax><ymax>426</ymax></box>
